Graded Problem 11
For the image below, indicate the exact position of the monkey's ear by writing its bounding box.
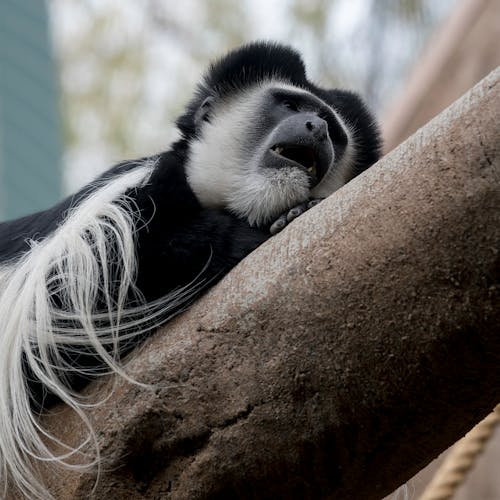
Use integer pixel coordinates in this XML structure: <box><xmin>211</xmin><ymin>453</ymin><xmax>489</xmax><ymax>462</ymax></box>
<box><xmin>194</xmin><ymin>96</ymin><xmax>215</xmax><ymax>129</ymax></box>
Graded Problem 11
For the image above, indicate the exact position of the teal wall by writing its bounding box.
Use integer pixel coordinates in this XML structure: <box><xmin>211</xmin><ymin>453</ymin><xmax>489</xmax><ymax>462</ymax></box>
<box><xmin>0</xmin><ymin>0</ymin><xmax>62</xmax><ymax>221</ymax></box>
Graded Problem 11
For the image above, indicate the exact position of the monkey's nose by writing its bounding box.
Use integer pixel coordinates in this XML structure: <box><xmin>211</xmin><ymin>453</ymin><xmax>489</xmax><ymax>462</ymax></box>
<box><xmin>305</xmin><ymin>117</ymin><xmax>328</xmax><ymax>141</ymax></box>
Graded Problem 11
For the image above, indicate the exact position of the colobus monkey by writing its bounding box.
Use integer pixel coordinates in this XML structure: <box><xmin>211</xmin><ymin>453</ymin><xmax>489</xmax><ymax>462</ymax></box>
<box><xmin>0</xmin><ymin>42</ymin><xmax>381</xmax><ymax>498</ymax></box>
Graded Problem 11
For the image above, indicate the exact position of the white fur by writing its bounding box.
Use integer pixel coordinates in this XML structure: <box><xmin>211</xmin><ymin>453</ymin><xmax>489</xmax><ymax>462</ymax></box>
<box><xmin>0</xmin><ymin>160</ymin><xmax>202</xmax><ymax>500</ymax></box>
<box><xmin>228</xmin><ymin>167</ymin><xmax>310</xmax><ymax>226</ymax></box>
<box><xmin>186</xmin><ymin>81</ymin><xmax>358</xmax><ymax>225</ymax></box>
<box><xmin>186</xmin><ymin>87</ymin><xmax>264</xmax><ymax>210</ymax></box>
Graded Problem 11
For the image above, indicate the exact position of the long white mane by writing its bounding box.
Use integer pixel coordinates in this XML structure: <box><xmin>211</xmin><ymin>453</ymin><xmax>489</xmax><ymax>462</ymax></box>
<box><xmin>0</xmin><ymin>161</ymin><xmax>198</xmax><ymax>499</ymax></box>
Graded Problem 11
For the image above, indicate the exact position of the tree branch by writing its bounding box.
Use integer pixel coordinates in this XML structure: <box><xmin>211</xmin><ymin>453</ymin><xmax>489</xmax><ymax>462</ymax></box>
<box><xmin>43</xmin><ymin>68</ymin><xmax>499</xmax><ymax>500</ymax></box>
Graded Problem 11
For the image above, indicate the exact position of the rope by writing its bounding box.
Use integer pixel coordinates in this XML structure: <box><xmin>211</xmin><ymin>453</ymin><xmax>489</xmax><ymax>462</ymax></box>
<box><xmin>419</xmin><ymin>403</ymin><xmax>500</xmax><ymax>500</ymax></box>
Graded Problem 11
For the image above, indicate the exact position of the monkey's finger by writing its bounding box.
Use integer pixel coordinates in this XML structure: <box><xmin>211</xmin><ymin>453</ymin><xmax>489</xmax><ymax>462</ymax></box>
<box><xmin>270</xmin><ymin>215</ymin><xmax>288</xmax><ymax>235</ymax></box>
<box><xmin>307</xmin><ymin>198</ymin><xmax>324</xmax><ymax>209</ymax></box>
<box><xmin>287</xmin><ymin>205</ymin><xmax>306</xmax><ymax>222</ymax></box>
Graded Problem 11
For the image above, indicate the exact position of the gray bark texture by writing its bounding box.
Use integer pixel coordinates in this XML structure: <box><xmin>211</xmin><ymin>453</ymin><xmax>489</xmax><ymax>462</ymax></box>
<box><xmin>43</xmin><ymin>68</ymin><xmax>499</xmax><ymax>499</ymax></box>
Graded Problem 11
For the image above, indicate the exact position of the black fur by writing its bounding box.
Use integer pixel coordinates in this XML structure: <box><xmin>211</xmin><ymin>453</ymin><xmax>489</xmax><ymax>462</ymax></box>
<box><xmin>132</xmin><ymin>151</ymin><xmax>269</xmax><ymax>302</ymax></box>
<box><xmin>0</xmin><ymin>42</ymin><xmax>381</xmax><ymax>408</ymax></box>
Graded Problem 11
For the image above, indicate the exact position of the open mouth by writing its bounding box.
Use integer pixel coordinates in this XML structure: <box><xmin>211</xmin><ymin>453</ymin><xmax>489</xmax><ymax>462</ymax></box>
<box><xmin>271</xmin><ymin>145</ymin><xmax>318</xmax><ymax>178</ymax></box>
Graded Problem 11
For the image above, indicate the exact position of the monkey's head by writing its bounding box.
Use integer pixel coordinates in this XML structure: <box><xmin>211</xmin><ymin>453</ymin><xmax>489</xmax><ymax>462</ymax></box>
<box><xmin>179</xmin><ymin>42</ymin><xmax>381</xmax><ymax>227</ymax></box>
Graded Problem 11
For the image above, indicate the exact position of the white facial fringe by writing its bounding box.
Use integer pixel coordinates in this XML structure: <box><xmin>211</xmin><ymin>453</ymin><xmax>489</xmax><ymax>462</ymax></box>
<box><xmin>0</xmin><ymin>162</ymin><xmax>201</xmax><ymax>499</ymax></box>
<box><xmin>228</xmin><ymin>168</ymin><xmax>310</xmax><ymax>227</ymax></box>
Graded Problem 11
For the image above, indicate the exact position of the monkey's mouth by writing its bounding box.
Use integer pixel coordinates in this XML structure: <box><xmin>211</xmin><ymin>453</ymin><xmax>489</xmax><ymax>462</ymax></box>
<box><xmin>271</xmin><ymin>145</ymin><xmax>318</xmax><ymax>177</ymax></box>
<box><xmin>269</xmin><ymin>143</ymin><xmax>332</xmax><ymax>187</ymax></box>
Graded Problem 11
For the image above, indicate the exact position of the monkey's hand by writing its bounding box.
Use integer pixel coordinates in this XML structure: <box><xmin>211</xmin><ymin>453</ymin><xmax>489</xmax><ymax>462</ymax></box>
<box><xmin>269</xmin><ymin>198</ymin><xmax>324</xmax><ymax>235</ymax></box>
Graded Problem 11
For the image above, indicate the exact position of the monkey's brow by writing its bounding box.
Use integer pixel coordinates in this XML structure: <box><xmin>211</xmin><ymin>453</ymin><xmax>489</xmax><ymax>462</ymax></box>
<box><xmin>269</xmin><ymin>87</ymin><xmax>328</xmax><ymax>109</ymax></box>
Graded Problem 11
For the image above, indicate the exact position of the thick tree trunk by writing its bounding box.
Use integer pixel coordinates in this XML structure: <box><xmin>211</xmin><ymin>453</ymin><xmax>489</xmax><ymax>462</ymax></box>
<box><xmin>43</xmin><ymin>68</ymin><xmax>499</xmax><ymax>499</ymax></box>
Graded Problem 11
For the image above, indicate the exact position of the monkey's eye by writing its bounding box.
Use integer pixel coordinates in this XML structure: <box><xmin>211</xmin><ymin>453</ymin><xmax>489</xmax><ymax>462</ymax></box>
<box><xmin>282</xmin><ymin>99</ymin><xmax>299</xmax><ymax>112</ymax></box>
<box><xmin>194</xmin><ymin>96</ymin><xmax>215</xmax><ymax>128</ymax></box>
<box><xmin>200</xmin><ymin>98</ymin><xmax>212</xmax><ymax>121</ymax></box>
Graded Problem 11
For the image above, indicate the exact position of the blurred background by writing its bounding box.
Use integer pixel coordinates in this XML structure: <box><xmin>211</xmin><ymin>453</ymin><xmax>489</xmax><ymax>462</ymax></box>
<box><xmin>0</xmin><ymin>0</ymin><xmax>464</xmax><ymax>220</ymax></box>
<box><xmin>0</xmin><ymin>0</ymin><xmax>499</xmax><ymax>497</ymax></box>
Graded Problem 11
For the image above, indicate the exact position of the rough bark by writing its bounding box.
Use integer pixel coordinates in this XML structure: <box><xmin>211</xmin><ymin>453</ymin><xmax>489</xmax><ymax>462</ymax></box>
<box><xmin>43</xmin><ymin>68</ymin><xmax>499</xmax><ymax>499</ymax></box>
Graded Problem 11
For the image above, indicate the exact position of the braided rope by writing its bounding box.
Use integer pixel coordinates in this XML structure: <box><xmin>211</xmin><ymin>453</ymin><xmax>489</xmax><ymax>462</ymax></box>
<box><xmin>419</xmin><ymin>404</ymin><xmax>500</xmax><ymax>500</ymax></box>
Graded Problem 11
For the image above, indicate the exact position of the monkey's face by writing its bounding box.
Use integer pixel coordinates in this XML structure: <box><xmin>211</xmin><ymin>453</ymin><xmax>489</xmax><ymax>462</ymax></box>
<box><xmin>185</xmin><ymin>82</ymin><xmax>354</xmax><ymax>227</ymax></box>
